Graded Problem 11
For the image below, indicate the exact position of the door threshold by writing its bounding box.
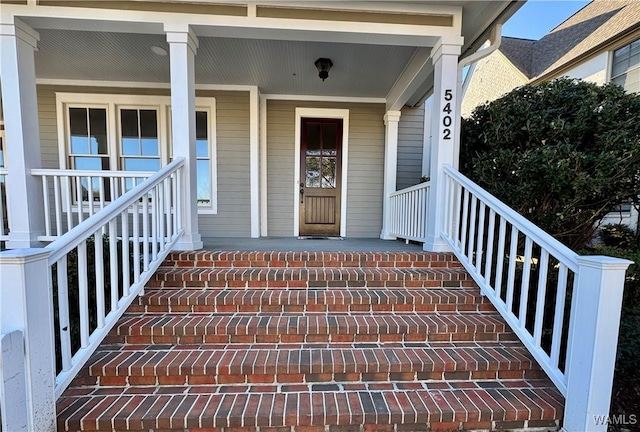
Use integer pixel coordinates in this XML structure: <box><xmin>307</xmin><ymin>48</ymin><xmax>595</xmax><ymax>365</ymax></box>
<box><xmin>298</xmin><ymin>236</ymin><xmax>344</xmax><ymax>240</ymax></box>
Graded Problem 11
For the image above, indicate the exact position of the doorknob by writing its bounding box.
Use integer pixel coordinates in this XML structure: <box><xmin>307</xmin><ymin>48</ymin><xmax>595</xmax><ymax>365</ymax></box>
<box><xmin>299</xmin><ymin>183</ymin><xmax>304</xmax><ymax>203</ymax></box>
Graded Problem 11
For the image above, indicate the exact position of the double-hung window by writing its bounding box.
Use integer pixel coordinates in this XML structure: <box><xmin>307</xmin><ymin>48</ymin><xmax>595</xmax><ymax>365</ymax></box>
<box><xmin>58</xmin><ymin>93</ymin><xmax>217</xmax><ymax>213</ymax></box>
<box><xmin>611</xmin><ymin>39</ymin><xmax>640</xmax><ymax>94</ymax></box>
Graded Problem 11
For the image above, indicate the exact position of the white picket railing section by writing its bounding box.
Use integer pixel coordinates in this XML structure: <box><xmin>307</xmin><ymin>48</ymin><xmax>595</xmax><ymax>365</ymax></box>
<box><xmin>388</xmin><ymin>182</ymin><xmax>430</xmax><ymax>242</ymax></box>
<box><xmin>46</xmin><ymin>158</ymin><xmax>184</xmax><ymax>397</ymax></box>
<box><xmin>31</xmin><ymin>168</ymin><xmax>154</xmax><ymax>241</ymax></box>
<box><xmin>0</xmin><ymin>168</ymin><xmax>8</xmax><ymax>241</ymax></box>
<box><xmin>440</xmin><ymin>165</ymin><xmax>631</xmax><ymax>431</ymax></box>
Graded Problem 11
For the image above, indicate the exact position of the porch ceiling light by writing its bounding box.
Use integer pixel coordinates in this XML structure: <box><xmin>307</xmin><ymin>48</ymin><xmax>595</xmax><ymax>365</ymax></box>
<box><xmin>151</xmin><ymin>46</ymin><xmax>168</xmax><ymax>56</ymax></box>
<box><xmin>314</xmin><ymin>58</ymin><xmax>333</xmax><ymax>81</ymax></box>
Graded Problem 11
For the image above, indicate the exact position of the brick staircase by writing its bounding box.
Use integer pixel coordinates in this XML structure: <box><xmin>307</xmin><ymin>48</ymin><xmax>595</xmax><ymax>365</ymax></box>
<box><xmin>57</xmin><ymin>251</ymin><xmax>564</xmax><ymax>432</ymax></box>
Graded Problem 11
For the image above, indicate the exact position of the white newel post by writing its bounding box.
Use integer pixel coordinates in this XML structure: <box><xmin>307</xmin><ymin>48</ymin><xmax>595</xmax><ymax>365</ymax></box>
<box><xmin>424</xmin><ymin>37</ymin><xmax>463</xmax><ymax>252</ymax></box>
<box><xmin>380</xmin><ymin>110</ymin><xmax>401</xmax><ymax>240</ymax></box>
<box><xmin>0</xmin><ymin>19</ymin><xmax>45</xmax><ymax>248</ymax></box>
<box><xmin>0</xmin><ymin>249</ymin><xmax>56</xmax><ymax>432</ymax></box>
<box><xmin>562</xmin><ymin>256</ymin><xmax>632</xmax><ymax>432</ymax></box>
<box><xmin>166</xmin><ymin>25</ymin><xmax>203</xmax><ymax>251</ymax></box>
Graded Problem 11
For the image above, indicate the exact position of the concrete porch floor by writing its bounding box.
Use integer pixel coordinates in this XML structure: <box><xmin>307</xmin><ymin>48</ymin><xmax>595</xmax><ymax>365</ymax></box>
<box><xmin>201</xmin><ymin>237</ymin><xmax>423</xmax><ymax>252</ymax></box>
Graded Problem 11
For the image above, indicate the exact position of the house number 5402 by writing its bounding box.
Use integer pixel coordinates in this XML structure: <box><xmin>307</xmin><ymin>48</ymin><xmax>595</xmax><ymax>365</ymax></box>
<box><xmin>442</xmin><ymin>89</ymin><xmax>453</xmax><ymax>140</ymax></box>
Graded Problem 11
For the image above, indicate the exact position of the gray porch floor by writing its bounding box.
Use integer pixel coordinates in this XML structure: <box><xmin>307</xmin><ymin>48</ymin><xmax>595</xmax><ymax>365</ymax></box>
<box><xmin>201</xmin><ymin>237</ymin><xmax>423</xmax><ymax>252</ymax></box>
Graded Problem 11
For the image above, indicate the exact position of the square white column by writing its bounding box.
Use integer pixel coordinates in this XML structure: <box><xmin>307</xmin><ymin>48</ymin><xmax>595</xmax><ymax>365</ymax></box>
<box><xmin>380</xmin><ymin>110</ymin><xmax>401</xmax><ymax>240</ymax></box>
<box><xmin>166</xmin><ymin>25</ymin><xmax>203</xmax><ymax>251</ymax></box>
<box><xmin>0</xmin><ymin>19</ymin><xmax>45</xmax><ymax>248</ymax></box>
<box><xmin>424</xmin><ymin>37</ymin><xmax>463</xmax><ymax>252</ymax></box>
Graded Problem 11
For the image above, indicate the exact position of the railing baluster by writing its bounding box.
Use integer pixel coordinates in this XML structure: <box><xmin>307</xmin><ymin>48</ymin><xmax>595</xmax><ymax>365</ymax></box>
<box><xmin>467</xmin><ymin>195</ymin><xmax>477</xmax><ymax>264</ymax></box>
<box><xmin>122</xmin><ymin>208</ymin><xmax>130</xmax><ymax>297</ymax></box>
<box><xmin>151</xmin><ymin>186</ymin><xmax>158</xmax><ymax>261</ymax></box>
<box><xmin>42</xmin><ymin>176</ymin><xmax>51</xmax><ymax>238</ymax></box>
<box><xmin>460</xmin><ymin>189</ymin><xmax>470</xmax><ymax>255</ymax></box>
<box><xmin>142</xmin><ymin>195</ymin><xmax>150</xmax><ymax>272</ymax></box>
<box><xmin>506</xmin><ymin>226</ymin><xmax>519</xmax><ymax>311</ymax></box>
<box><xmin>475</xmin><ymin>201</ymin><xmax>486</xmax><ymax>273</ymax></box>
<box><xmin>518</xmin><ymin>237</ymin><xmax>534</xmax><ymax>327</ymax></box>
<box><xmin>56</xmin><ymin>256</ymin><xmax>72</xmax><ymax>372</ymax></box>
<box><xmin>483</xmin><ymin>209</ymin><xmax>496</xmax><ymax>286</ymax></box>
<box><xmin>172</xmin><ymin>173</ymin><xmax>178</xmax><ymax>237</ymax></box>
<box><xmin>109</xmin><ymin>219</ymin><xmax>119</xmax><ymax>313</ymax></box>
<box><xmin>77</xmin><ymin>241</ymin><xmax>89</xmax><ymax>348</ymax></box>
<box><xmin>453</xmin><ymin>182</ymin><xmax>462</xmax><ymax>246</ymax></box>
<box><xmin>132</xmin><ymin>200</ymin><xmax>141</xmax><ymax>284</ymax></box>
<box><xmin>533</xmin><ymin>250</ymin><xmax>550</xmax><ymax>345</ymax></box>
<box><xmin>87</xmin><ymin>176</ymin><xmax>94</xmax><ymax>217</ymax></box>
<box><xmin>75</xmin><ymin>176</ymin><xmax>83</xmax><ymax>225</ymax></box>
<box><xmin>54</xmin><ymin>177</ymin><xmax>63</xmax><ymax>236</ymax></box>
<box><xmin>94</xmin><ymin>230</ymin><xmax>105</xmax><ymax>329</ymax></box>
<box><xmin>550</xmin><ymin>264</ymin><xmax>569</xmax><ymax>368</ymax></box>
<box><xmin>494</xmin><ymin>217</ymin><xmax>507</xmax><ymax>297</ymax></box>
<box><xmin>158</xmin><ymin>183</ymin><xmax>166</xmax><ymax>250</ymax></box>
<box><xmin>64</xmin><ymin>176</ymin><xmax>72</xmax><ymax>232</ymax></box>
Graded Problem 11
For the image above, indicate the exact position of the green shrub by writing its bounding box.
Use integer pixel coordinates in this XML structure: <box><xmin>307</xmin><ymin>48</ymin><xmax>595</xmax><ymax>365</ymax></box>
<box><xmin>600</xmin><ymin>224</ymin><xmax>637</xmax><ymax>250</ymax></box>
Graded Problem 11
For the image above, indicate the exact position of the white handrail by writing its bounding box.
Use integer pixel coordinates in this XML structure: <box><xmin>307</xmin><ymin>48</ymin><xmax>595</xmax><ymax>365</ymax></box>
<box><xmin>388</xmin><ymin>181</ymin><xmax>430</xmax><ymax>243</ymax></box>
<box><xmin>31</xmin><ymin>168</ymin><xmax>154</xmax><ymax>240</ymax></box>
<box><xmin>45</xmin><ymin>158</ymin><xmax>185</xmax><ymax>397</ymax></box>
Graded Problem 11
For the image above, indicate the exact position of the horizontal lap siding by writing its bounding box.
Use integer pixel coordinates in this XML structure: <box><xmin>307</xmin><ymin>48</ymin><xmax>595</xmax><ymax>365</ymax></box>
<box><xmin>266</xmin><ymin>100</ymin><xmax>385</xmax><ymax>238</ymax></box>
<box><xmin>35</xmin><ymin>86</ymin><xmax>250</xmax><ymax>238</ymax></box>
<box><xmin>397</xmin><ymin>105</ymin><xmax>425</xmax><ymax>190</ymax></box>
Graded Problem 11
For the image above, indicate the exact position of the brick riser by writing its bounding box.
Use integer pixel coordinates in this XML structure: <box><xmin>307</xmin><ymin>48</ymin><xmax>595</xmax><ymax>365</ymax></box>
<box><xmin>57</xmin><ymin>251</ymin><xmax>564</xmax><ymax>432</ymax></box>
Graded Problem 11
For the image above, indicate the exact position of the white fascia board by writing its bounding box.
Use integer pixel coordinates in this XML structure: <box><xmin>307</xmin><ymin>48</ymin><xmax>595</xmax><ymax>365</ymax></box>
<box><xmin>4</xmin><ymin>3</ymin><xmax>460</xmax><ymax>47</ymax></box>
<box><xmin>36</xmin><ymin>78</ymin><xmax>255</xmax><ymax>93</ymax></box>
<box><xmin>263</xmin><ymin>94</ymin><xmax>386</xmax><ymax>104</ymax></box>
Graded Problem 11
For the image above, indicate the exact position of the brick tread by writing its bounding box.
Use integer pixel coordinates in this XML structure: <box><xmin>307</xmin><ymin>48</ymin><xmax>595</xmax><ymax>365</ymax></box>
<box><xmin>163</xmin><ymin>251</ymin><xmax>462</xmax><ymax>268</ymax></box>
<box><xmin>57</xmin><ymin>386</ymin><xmax>563</xmax><ymax>431</ymax></box>
<box><xmin>134</xmin><ymin>288</ymin><xmax>492</xmax><ymax>313</ymax></box>
<box><xmin>150</xmin><ymin>267</ymin><xmax>475</xmax><ymax>289</ymax></box>
<box><xmin>109</xmin><ymin>312</ymin><xmax>509</xmax><ymax>345</ymax></box>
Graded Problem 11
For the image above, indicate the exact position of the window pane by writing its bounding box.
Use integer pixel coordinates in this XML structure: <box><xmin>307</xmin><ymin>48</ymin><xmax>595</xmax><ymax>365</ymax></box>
<box><xmin>196</xmin><ymin>159</ymin><xmax>211</xmax><ymax>205</ymax></box>
<box><xmin>196</xmin><ymin>111</ymin><xmax>208</xmax><ymax>140</ymax></box>
<box><xmin>141</xmin><ymin>138</ymin><xmax>159</xmax><ymax>156</ymax></box>
<box><xmin>196</xmin><ymin>139</ymin><xmax>209</xmax><ymax>158</ymax></box>
<box><xmin>88</xmin><ymin>109</ymin><xmax>108</xmax><ymax>155</ymax></box>
<box><xmin>121</xmin><ymin>138</ymin><xmax>139</xmax><ymax>155</ymax></box>
<box><xmin>120</xmin><ymin>109</ymin><xmax>139</xmax><ymax>139</ymax></box>
<box><xmin>306</xmin><ymin>123</ymin><xmax>321</xmax><ymax>155</ymax></box>
<box><xmin>74</xmin><ymin>156</ymin><xmax>105</xmax><ymax>170</ymax></box>
<box><xmin>0</xmin><ymin>134</ymin><xmax>4</xmax><ymax>168</ymax></box>
<box><xmin>321</xmin><ymin>157</ymin><xmax>336</xmax><ymax>188</ymax></box>
<box><xmin>305</xmin><ymin>156</ymin><xmax>320</xmax><ymax>187</ymax></box>
<box><xmin>69</xmin><ymin>108</ymin><xmax>89</xmax><ymax>154</ymax></box>
<box><xmin>139</xmin><ymin>110</ymin><xmax>157</xmax><ymax>139</ymax></box>
<box><xmin>123</xmin><ymin>158</ymin><xmax>160</xmax><ymax>171</ymax></box>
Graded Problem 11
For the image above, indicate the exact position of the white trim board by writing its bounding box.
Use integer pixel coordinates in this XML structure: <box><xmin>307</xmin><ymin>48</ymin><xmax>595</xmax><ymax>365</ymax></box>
<box><xmin>264</xmin><ymin>94</ymin><xmax>386</xmax><ymax>104</ymax></box>
<box><xmin>38</xmin><ymin>79</ymin><xmax>256</xmax><ymax>93</ymax></box>
<box><xmin>293</xmin><ymin>107</ymin><xmax>349</xmax><ymax>238</ymax></box>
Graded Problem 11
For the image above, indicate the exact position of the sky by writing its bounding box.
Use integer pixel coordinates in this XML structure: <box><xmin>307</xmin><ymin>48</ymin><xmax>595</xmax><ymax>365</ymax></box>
<box><xmin>503</xmin><ymin>0</ymin><xmax>590</xmax><ymax>40</ymax></box>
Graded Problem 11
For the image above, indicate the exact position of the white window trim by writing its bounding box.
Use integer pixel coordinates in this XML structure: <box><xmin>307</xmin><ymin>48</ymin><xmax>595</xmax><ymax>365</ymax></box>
<box><xmin>56</xmin><ymin>92</ymin><xmax>217</xmax><ymax>214</ymax></box>
<box><xmin>293</xmin><ymin>107</ymin><xmax>349</xmax><ymax>238</ymax></box>
<box><xmin>609</xmin><ymin>38</ymin><xmax>640</xmax><ymax>87</ymax></box>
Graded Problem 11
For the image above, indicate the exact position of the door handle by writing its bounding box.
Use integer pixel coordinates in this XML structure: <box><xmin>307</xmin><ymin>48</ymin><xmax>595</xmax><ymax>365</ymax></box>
<box><xmin>299</xmin><ymin>183</ymin><xmax>304</xmax><ymax>203</ymax></box>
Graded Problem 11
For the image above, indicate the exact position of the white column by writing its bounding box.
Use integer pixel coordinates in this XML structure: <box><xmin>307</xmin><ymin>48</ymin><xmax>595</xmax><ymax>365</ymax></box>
<box><xmin>166</xmin><ymin>25</ymin><xmax>203</xmax><ymax>251</ymax></box>
<box><xmin>259</xmin><ymin>95</ymin><xmax>268</xmax><ymax>237</ymax></box>
<box><xmin>562</xmin><ymin>256</ymin><xmax>632</xmax><ymax>432</ymax></box>
<box><xmin>249</xmin><ymin>87</ymin><xmax>260</xmax><ymax>238</ymax></box>
<box><xmin>0</xmin><ymin>249</ymin><xmax>56</xmax><ymax>432</ymax></box>
<box><xmin>424</xmin><ymin>37</ymin><xmax>463</xmax><ymax>252</ymax></box>
<box><xmin>422</xmin><ymin>96</ymin><xmax>433</xmax><ymax>177</ymax></box>
<box><xmin>380</xmin><ymin>110</ymin><xmax>401</xmax><ymax>240</ymax></box>
<box><xmin>0</xmin><ymin>19</ymin><xmax>45</xmax><ymax>248</ymax></box>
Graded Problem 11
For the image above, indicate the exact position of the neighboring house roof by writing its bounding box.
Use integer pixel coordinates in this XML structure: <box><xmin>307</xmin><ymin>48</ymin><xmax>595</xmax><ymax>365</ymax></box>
<box><xmin>491</xmin><ymin>0</ymin><xmax>640</xmax><ymax>83</ymax></box>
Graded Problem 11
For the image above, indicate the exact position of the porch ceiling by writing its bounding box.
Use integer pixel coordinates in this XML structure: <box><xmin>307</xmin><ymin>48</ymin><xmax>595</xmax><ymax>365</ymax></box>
<box><xmin>34</xmin><ymin>29</ymin><xmax>417</xmax><ymax>98</ymax></box>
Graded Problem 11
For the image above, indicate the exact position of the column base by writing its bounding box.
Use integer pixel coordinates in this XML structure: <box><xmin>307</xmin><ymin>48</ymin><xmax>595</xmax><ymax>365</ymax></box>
<box><xmin>172</xmin><ymin>233</ymin><xmax>203</xmax><ymax>251</ymax></box>
<box><xmin>423</xmin><ymin>235</ymin><xmax>451</xmax><ymax>252</ymax></box>
<box><xmin>380</xmin><ymin>230</ymin><xmax>396</xmax><ymax>240</ymax></box>
<box><xmin>5</xmin><ymin>232</ymin><xmax>46</xmax><ymax>250</ymax></box>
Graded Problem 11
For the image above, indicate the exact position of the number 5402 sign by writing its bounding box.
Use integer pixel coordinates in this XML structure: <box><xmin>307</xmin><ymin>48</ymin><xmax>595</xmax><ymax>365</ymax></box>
<box><xmin>442</xmin><ymin>89</ymin><xmax>453</xmax><ymax>140</ymax></box>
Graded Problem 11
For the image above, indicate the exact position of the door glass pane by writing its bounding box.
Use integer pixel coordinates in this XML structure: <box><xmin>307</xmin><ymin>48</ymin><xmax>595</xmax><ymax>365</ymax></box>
<box><xmin>69</xmin><ymin>108</ymin><xmax>89</xmax><ymax>154</ymax></box>
<box><xmin>323</xmin><ymin>123</ymin><xmax>337</xmax><ymax>152</ymax></box>
<box><xmin>196</xmin><ymin>159</ymin><xmax>211</xmax><ymax>204</ymax></box>
<box><xmin>88</xmin><ymin>108</ymin><xmax>108</xmax><ymax>155</ymax></box>
<box><xmin>306</xmin><ymin>123</ymin><xmax>321</xmax><ymax>155</ymax></box>
<box><xmin>321</xmin><ymin>157</ymin><xmax>336</xmax><ymax>188</ymax></box>
<box><xmin>305</xmin><ymin>156</ymin><xmax>321</xmax><ymax>187</ymax></box>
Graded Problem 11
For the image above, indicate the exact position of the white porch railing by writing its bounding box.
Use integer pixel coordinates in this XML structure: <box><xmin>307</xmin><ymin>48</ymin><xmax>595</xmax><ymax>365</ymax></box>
<box><xmin>31</xmin><ymin>168</ymin><xmax>154</xmax><ymax>241</ymax></box>
<box><xmin>0</xmin><ymin>158</ymin><xmax>185</xmax><ymax>431</ymax></box>
<box><xmin>0</xmin><ymin>167</ymin><xmax>8</xmax><ymax>241</ymax></box>
<box><xmin>441</xmin><ymin>165</ymin><xmax>631</xmax><ymax>432</ymax></box>
<box><xmin>388</xmin><ymin>181</ymin><xmax>430</xmax><ymax>242</ymax></box>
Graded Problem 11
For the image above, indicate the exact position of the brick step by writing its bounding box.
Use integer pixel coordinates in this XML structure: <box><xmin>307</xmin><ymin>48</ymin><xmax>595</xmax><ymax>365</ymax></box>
<box><xmin>132</xmin><ymin>288</ymin><xmax>493</xmax><ymax>314</ymax></box>
<box><xmin>163</xmin><ymin>251</ymin><xmax>462</xmax><ymax>269</ymax></box>
<box><xmin>106</xmin><ymin>312</ymin><xmax>512</xmax><ymax>345</ymax></box>
<box><xmin>75</xmin><ymin>344</ymin><xmax>542</xmax><ymax>387</ymax></box>
<box><xmin>57</xmin><ymin>386</ymin><xmax>563</xmax><ymax>432</ymax></box>
<box><xmin>149</xmin><ymin>267</ymin><xmax>475</xmax><ymax>289</ymax></box>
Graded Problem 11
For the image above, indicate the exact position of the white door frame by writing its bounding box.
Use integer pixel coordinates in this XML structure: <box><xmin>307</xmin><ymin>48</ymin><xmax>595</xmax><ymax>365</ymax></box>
<box><xmin>293</xmin><ymin>107</ymin><xmax>349</xmax><ymax>237</ymax></box>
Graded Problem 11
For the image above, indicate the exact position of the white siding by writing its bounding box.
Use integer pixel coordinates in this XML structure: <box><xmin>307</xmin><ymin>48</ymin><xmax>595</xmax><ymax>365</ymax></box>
<box><xmin>563</xmin><ymin>51</ymin><xmax>609</xmax><ymax>85</ymax></box>
<box><xmin>397</xmin><ymin>105</ymin><xmax>424</xmax><ymax>190</ymax></box>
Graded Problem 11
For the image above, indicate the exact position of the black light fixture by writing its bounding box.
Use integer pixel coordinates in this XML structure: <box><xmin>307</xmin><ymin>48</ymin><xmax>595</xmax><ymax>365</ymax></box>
<box><xmin>314</xmin><ymin>58</ymin><xmax>333</xmax><ymax>81</ymax></box>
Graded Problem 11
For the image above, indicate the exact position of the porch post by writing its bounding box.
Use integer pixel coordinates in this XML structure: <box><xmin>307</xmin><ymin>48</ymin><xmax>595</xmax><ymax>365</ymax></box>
<box><xmin>0</xmin><ymin>19</ymin><xmax>45</xmax><ymax>248</ymax></box>
<box><xmin>424</xmin><ymin>37</ymin><xmax>463</xmax><ymax>252</ymax></box>
<box><xmin>380</xmin><ymin>110</ymin><xmax>401</xmax><ymax>240</ymax></box>
<box><xmin>166</xmin><ymin>24</ymin><xmax>203</xmax><ymax>251</ymax></box>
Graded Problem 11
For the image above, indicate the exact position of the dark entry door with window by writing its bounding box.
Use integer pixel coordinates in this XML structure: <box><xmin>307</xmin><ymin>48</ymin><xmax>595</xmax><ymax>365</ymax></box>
<box><xmin>299</xmin><ymin>118</ymin><xmax>343</xmax><ymax>236</ymax></box>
